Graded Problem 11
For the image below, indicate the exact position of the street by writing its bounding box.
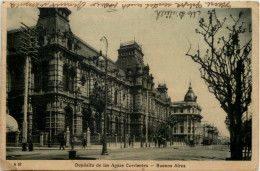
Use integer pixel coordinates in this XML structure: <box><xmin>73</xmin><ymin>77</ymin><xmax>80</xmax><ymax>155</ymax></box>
<box><xmin>6</xmin><ymin>145</ymin><xmax>230</xmax><ymax>160</ymax></box>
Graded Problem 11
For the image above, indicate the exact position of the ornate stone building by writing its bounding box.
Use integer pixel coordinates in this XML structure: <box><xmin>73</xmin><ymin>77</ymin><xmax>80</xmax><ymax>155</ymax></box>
<box><xmin>171</xmin><ymin>83</ymin><xmax>203</xmax><ymax>145</ymax></box>
<box><xmin>7</xmin><ymin>8</ymin><xmax>172</xmax><ymax>143</ymax></box>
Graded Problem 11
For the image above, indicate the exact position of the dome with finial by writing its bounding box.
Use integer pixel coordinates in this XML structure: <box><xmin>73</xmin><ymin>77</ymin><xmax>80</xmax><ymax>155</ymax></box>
<box><xmin>184</xmin><ymin>82</ymin><xmax>197</xmax><ymax>102</ymax></box>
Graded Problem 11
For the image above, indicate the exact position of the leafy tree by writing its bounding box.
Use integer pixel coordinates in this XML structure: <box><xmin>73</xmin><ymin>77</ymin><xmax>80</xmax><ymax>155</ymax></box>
<box><xmin>157</xmin><ymin>122</ymin><xmax>171</xmax><ymax>139</ymax></box>
<box><xmin>148</xmin><ymin>123</ymin><xmax>158</xmax><ymax>140</ymax></box>
<box><xmin>186</xmin><ymin>9</ymin><xmax>252</xmax><ymax>160</ymax></box>
<box><xmin>167</xmin><ymin>115</ymin><xmax>178</xmax><ymax>144</ymax></box>
<box><xmin>89</xmin><ymin>82</ymin><xmax>106</xmax><ymax>135</ymax></box>
<box><xmin>89</xmin><ymin>82</ymin><xmax>106</xmax><ymax>114</ymax></box>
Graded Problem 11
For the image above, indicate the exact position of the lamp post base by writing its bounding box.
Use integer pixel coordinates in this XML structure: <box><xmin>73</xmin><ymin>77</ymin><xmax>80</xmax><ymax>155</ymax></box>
<box><xmin>101</xmin><ymin>151</ymin><xmax>108</xmax><ymax>155</ymax></box>
<box><xmin>101</xmin><ymin>145</ymin><xmax>108</xmax><ymax>155</ymax></box>
<box><xmin>22</xmin><ymin>143</ymin><xmax>27</xmax><ymax>151</ymax></box>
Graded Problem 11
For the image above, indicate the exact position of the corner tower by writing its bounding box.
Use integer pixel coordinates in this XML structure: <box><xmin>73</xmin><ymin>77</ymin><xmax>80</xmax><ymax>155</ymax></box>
<box><xmin>36</xmin><ymin>8</ymin><xmax>72</xmax><ymax>35</ymax></box>
<box><xmin>116</xmin><ymin>41</ymin><xmax>144</xmax><ymax>74</ymax></box>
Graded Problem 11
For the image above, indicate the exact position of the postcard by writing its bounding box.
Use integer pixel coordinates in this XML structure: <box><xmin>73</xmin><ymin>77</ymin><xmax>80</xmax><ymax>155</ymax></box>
<box><xmin>0</xmin><ymin>1</ymin><xmax>259</xmax><ymax>170</ymax></box>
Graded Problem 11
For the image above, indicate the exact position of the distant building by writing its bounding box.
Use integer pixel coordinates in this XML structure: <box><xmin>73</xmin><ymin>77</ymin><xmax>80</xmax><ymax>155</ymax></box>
<box><xmin>201</xmin><ymin>124</ymin><xmax>219</xmax><ymax>145</ymax></box>
<box><xmin>171</xmin><ymin>83</ymin><xmax>203</xmax><ymax>145</ymax></box>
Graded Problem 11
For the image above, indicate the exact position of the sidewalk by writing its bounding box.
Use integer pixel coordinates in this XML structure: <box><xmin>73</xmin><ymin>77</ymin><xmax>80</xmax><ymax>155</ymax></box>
<box><xmin>7</xmin><ymin>141</ymin><xmax>188</xmax><ymax>151</ymax></box>
<box><xmin>6</xmin><ymin>144</ymin><xmax>226</xmax><ymax>160</ymax></box>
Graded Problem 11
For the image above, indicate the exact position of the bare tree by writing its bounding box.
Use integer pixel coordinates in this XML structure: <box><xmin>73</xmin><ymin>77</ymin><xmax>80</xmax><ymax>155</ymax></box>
<box><xmin>186</xmin><ymin>9</ymin><xmax>252</xmax><ymax>160</ymax></box>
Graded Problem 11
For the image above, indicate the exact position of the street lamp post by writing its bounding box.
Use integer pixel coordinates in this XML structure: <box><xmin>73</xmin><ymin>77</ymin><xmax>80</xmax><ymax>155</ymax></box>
<box><xmin>145</xmin><ymin>90</ymin><xmax>148</xmax><ymax>147</ymax></box>
<box><xmin>124</xmin><ymin>114</ymin><xmax>127</xmax><ymax>148</ymax></box>
<box><xmin>100</xmin><ymin>36</ymin><xmax>108</xmax><ymax>155</ymax></box>
<box><xmin>22</xmin><ymin>56</ymin><xmax>29</xmax><ymax>151</ymax></box>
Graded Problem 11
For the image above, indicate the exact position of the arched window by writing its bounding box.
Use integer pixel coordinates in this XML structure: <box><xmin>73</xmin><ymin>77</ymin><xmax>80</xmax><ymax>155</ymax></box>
<box><xmin>63</xmin><ymin>64</ymin><xmax>75</xmax><ymax>92</ymax></box>
<box><xmin>68</xmin><ymin>67</ymin><xmax>75</xmax><ymax>91</ymax></box>
<box><xmin>63</xmin><ymin>64</ymin><xmax>69</xmax><ymax>91</ymax></box>
<box><xmin>67</xmin><ymin>38</ymin><xmax>72</xmax><ymax>50</ymax></box>
<box><xmin>114</xmin><ymin>90</ymin><xmax>118</xmax><ymax>105</ymax></box>
<box><xmin>41</xmin><ymin>61</ymin><xmax>49</xmax><ymax>91</ymax></box>
<box><xmin>115</xmin><ymin>117</ymin><xmax>119</xmax><ymax>135</ymax></box>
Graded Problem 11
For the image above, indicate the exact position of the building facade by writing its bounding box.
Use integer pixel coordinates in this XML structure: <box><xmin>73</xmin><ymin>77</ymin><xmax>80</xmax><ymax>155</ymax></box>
<box><xmin>170</xmin><ymin>83</ymin><xmax>203</xmax><ymax>145</ymax></box>
<box><xmin>7</xmin><ymin>8</ymin><xmax>204</xmax><ymax>146</ymax></box>
<box><xmin>7</xmin><ymin>8</ymin><xmax>173</xmax><ymax>143</ymax></box>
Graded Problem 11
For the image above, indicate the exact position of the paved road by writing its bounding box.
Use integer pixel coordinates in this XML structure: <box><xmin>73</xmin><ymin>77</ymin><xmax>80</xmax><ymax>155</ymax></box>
<box><xmin>6</xmin><ymin>145</ymin><xmax>230</xmax><ymax>160</ymax></box>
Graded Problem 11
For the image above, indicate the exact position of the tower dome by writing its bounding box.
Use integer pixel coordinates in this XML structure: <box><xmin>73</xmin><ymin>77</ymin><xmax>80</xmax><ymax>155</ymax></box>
<box><xmin>184</xmin><ymin>82</ymin><xmax>197</xmax><ymax>102</ymax></box>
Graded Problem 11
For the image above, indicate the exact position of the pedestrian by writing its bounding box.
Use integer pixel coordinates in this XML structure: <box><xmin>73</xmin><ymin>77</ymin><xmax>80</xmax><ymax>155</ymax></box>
<box><xmin>129</xmin><ymin>138</ymin><xmax>132</xmax><ymax>147</ymax></box>
<box><xmin>29</xmin><ymin>140</ymin><xmax>33</xmax><ymax>151</ymax></box>
<box><xmin>82</xmin><ymin>138</ymin><xmax>86</xmax><ymax>149</ymax></box>
<box><xmin>60</xmin><ymin>137</ymin><xmax>65</xmax><ymax>150</ymax></box>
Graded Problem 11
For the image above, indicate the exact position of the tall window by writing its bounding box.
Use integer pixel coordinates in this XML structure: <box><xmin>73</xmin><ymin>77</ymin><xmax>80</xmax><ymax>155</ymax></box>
<box><xmin>41</xmin><ymin>61</ymin><xmax>49</xmax><ymax>91</ymax></box>
<box><xmin>115</xmin><ymin>117</ymin><xmax>119</xmax><ymax>135</ymax></box>
<box><xmin>63</xmin><ymin>64</ymin><xmax>75</xmax><ymax>92</ymax></box>
<box><xmin>180</xmin><ymin>126</ymin><xmax>184</xmax><ymax>133</ymax></box>
<box><xmin>67</xmin><ymin>38</ymin><xmax>72</xmax><ymax>50</ymax></box>
<box><xmin>63</xmin><ymin>65</ymin><xmax>69</xmax><ymax>91</ymax></box>
<box><xmin>114</xmin><ymin>90</ymin><xmax>118</xmax><ymax>105</ymax></box>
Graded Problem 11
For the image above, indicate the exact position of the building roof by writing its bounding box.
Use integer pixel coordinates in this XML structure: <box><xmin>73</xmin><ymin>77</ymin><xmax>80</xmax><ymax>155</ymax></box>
<box><xmin>184</xmin><ymin>82</ymin><xmax>197</xmax><ymax>102</ymax></box>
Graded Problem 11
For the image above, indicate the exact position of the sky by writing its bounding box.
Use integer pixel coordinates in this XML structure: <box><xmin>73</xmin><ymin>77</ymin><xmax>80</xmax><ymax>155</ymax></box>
<box><xmin>7</xmin><ymin>7</ymin><xmax>252</xmax><ymax>137</ymax></box>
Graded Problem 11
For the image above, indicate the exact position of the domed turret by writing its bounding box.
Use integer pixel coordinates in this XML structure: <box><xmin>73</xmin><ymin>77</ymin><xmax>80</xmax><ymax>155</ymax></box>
<box><xmin>184</xmin><ymin>82</ymin><xmax>197</xmax><ymax>102</ymax></box>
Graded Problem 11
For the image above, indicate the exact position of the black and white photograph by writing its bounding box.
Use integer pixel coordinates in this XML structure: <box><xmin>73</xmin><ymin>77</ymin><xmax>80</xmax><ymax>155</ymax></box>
<box><xmin>1</xmin><ymin>1</ymin><xmax>259</xmax><ymax>170</ymax></box>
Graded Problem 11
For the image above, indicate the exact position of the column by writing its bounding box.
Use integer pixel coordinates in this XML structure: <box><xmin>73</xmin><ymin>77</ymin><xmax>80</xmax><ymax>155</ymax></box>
<box><xmin>39</xmin><ymin>132</ymin><xmax>44</xmax><ymax>147</ymax></box>
<box><xmin>65</xmin><ymin>127</ymin><xmax>70</xmax><ymax>147</ymax></box>
<box><xmin>112</xmin><ymin>119</ymin><xmax>116</xmax><ymax>135</ymax></box>
<box><xmin>120</xmin><ymin>121</ymin><xmax>124</xmax><ymax>136</ymax></box>
<box><xmin>75</xmin><ymin>105</ymin><xmax>82</xmax><ymax>136</ymax></box>
<box><xmin>133</xmin><ymin>135</ymin><xmax>135</xmax><ymax>148</ymax></box>
<box><xmin>15</xmin><ymin>131</ymin><xmax>20</xmax><ymax>147</ymax></box>
<box><xmin>115</xmin><ymin>134</ymin><xmax>117</xmax><ymax>147</ymax></box>
<box><xmin>87</xmin><ymin>127</ymin><xmax>91</xmax><ymax>147</ymax></box>
<box><xmin>93</xmin><ymin>120</ymin><xmax>96</xmax><ymax>134</ymax></box>
<box><xmin>44</xmin><ymin>133</ymin><xmax>48</xmax><ymax>145</ymax></box>
<box><xmin>28</xmin><ymin>103</ymin><xmax>33</xmax><ymax>140</ymax></box>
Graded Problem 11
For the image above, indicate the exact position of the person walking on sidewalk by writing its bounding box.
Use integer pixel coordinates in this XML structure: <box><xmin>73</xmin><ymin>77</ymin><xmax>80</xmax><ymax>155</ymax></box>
<box><xmin>129</xmin><ymin>138</ymin><xmax>132</xmax><ymax>147</ymax></box>
<box><xmin>29</xmin><ymin>140</ymin><xmax>33</xmax><ymax>151</ymax></box>
<box><xmin>60</xmin><ymin>137</ymin><xmax>65</xmax><ymax>150</ymax></box>
<box><xmin>82</xmin><ymin>138</ymin><xmax>87</xmax><ymax>149</ymax></box>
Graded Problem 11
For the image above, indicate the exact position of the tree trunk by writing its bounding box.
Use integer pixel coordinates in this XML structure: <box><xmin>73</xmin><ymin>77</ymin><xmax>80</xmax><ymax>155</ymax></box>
<box><xmin>229</xmin><ymin>111</ymin><xmax>243</xmax><ymax>160</ymax></box>
<box><xmin>228</xmin><ymin>60</ymin><xmax>244</xmax><ymax>160</ymax></box>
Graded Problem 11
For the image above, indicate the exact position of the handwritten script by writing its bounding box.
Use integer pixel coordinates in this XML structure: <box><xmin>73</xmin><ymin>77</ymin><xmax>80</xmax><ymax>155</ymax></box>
<box><xmin>155</xmin><ymin>10</ymin><xmax>201</xmax><ymax>20</ymax></box>
<box><xmin>9</xmin><ymin>1</ymin><xmax>87</xmax><ymax>10</ymax></box>
<box><xmin>8</xmin><ymin>1</ymin><xmax>232</xmax><ymax>10</ymax></box>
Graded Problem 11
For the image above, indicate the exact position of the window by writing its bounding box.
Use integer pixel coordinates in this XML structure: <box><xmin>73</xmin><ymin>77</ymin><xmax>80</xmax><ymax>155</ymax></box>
<box><xmin>63</xmin><ymin>65</ymin><xmax>75</xmax><ymax>92</ymax></box>
<box><xmin>41</xmin><ymin>61</ymin><xmax>49</xmax><ymax>91</ymax></box>
<box><xmin>180</xmin><ymin>126</ymin><xmax>184</xmax><ymax>133</ymax></box>
<box><xmin>67</xmin><ymin>39</ymin><xmax>72</xmax><ymax>50</ymax></box>
<box><xmin>114</xmin><ymin>90</ymin><xmax>118</xmax><ymax>105</ymax></box>
<box><xmin>180</xmin><ymin>109</ymin><xmax>183</xmax><ymax>113</ymax></box>
<box><xmin>63</xmin><ymin>65</ymin><xmax>69</xmax><ymax>91</ymax></box>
